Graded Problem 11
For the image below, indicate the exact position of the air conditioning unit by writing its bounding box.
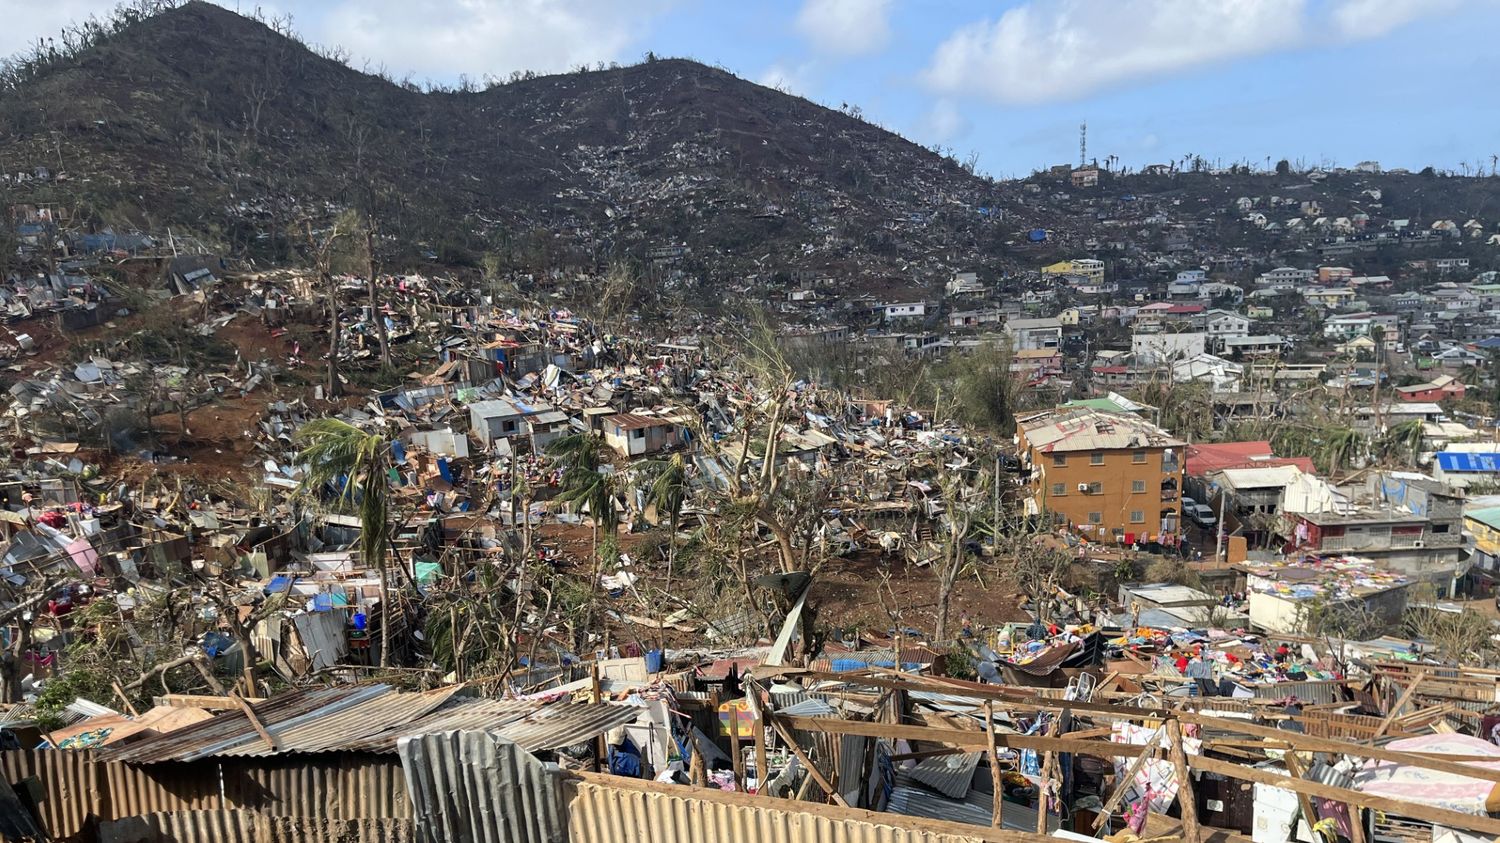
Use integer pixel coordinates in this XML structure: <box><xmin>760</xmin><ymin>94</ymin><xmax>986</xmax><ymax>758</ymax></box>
<box><xmin>1411</xmin><ymin>540</ymin><xmax>1425</xmax><ymax>548</ymax></box>
<box><xmin>1078</xmin><ymin>483</ymin><xmax>1091</xmax><ymax>493</ymax></box>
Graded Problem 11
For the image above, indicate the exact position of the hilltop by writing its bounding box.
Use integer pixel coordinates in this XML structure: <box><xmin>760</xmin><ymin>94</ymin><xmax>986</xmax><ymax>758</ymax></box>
<box><xmin>0</xmin><ymin>1</ymin><xmax>1003</xmax><ymax>280</ymax></box>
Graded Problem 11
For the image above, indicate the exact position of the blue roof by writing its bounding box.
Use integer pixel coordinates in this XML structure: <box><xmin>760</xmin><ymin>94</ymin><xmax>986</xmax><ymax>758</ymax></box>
<box><xmin>1473</xmin><ymin>337</ymin><xmax>1500</xmax><ymax>350</ymax></box>
<box><xmin>1437</xmin><ymin>452</ymin><xmax>1500</xmax><ymax>473</ymax></box>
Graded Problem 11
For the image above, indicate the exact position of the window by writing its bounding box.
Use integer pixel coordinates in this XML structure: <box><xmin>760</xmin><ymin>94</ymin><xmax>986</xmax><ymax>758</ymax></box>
<box><xmin>1090</xmin><ymin>452</ymin><xmax>1105</xmax><ymax>465</ymax></box>
<box><xmin>632</xmin><ymin>428</ymin><xmax>646</xmax><ymax>440</ymax></box>
<box><xmin>1132</xmin><ymin>450</ymin><xmax>1147</xmax><ymax>464</ymax></box>
<box><xmin>1088</xmin><ymin>512</ymin><xmax>1103</xmax><ymax>525</ymax></box>
<box><xmin>1131</xmin><ymin>480</ymin><xmax>1146</xmax><ymax>493</ymax></box>
<box><xmin>1130</xmin><ymin>510</ymin><xmax>1145</xmax><ymax>523</ymax></box>
<box><xmin>1052</xmin><ymin>454</ymin><xmax>1067</xmax><ymax>467</ymax></box>
<box><xmin>1088</xmin><ymin>482</ymin><xmax>1103</xmax><ymax>494</ymax></box>
<box><xmin>1433</xmin><ymin>523</ymin><xmax>1450</xmax><ymax>533</ymax></box>
<box><xmin>1051</xmin><ymin>483</ymin><xmax>1066</xmax><ymax>497</ymax></box>
<box><xmin>501</xmin><ymin>419</ymin><xmax>518</xmax><ymax>433</ymax></box>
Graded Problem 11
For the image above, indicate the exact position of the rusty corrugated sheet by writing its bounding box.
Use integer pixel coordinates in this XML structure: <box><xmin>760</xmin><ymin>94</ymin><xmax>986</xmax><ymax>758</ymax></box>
<box><xmin>98</xmin><ymin>810</ymin><xmax>414</xmax><ymax>843</ymax></box>
<box><xmin>105</xmin><ymin>757</ymin><xmax>221</xmax><ymax>819</ymax></box>
<box><xmin>222</xmin><ymin>755</ymin><xmax>412</xmax><ymax>819</ymax></box>
<box><xmin>216</xmin><ymin>687</ymin><xmax>459</xmax><ymax>758</ymax></box>
<box><xmin>564</xmin><ymin>775</ymin><xmax>1017</xmax><ymax>843</ymax></box>
<box><xmin>96</xmin><ymin>686</ymin><xmax>366</xmax><ymax>763</ymax></box>
<box><xmin>343</xmin><ymin>698</ymin><xmax>541</xmax><ymax>753</ymax></box>
<box><xmin>399</xmin><ymin>731</ymin><xmax>567</xmax><ymax>843</ymax></box>
<box><xmin>96</xmin><ymin>685</ymin><xmax>635</xmax><ymax>762</ymax></box>
<box><xmin>492</xmin><ymin>703</ymin><xmax>643</xmax><ymax>752</ymax></box>
<box><xmin>1</xmin><ymin>748</ymin><xmax>105</xmax><ymax>839</ymax></box>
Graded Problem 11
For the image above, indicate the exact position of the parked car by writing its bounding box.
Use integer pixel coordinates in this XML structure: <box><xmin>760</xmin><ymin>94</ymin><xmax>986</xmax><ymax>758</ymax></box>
<box><xmin>1189</xmin><ymin>503</ymin><xmax>1217</xmax><ymax>528</ymax></box>
<box><xmin>1181</xmin><ymin>496</ymin><xmax>1198</xmax><ymax>511</ymax></box>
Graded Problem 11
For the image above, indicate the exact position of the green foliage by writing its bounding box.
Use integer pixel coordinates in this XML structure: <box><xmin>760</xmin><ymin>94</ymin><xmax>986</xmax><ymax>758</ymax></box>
<box><xmin>946</xmin><ymin>342</ymin><xmax>1020</xmax><ymax>432</ymax></box>
<box><xmin>1145</xmin><ymin>558</ymin><xmax>1202</xmax><ymax>590</ymax></box>
<box><xmin>943</xmin><ymin>643</ymin><xmax>977</xmax><ymax>680</ymax></box>
<box><xmin>295</xmin><ymin>418</ymin><xmax>390</xmax><ymax>571</ymax></box>
<box><xmin>547</xmin><ymin>433</ymin><xmax>617</xmax><ymax>533</ymax></box>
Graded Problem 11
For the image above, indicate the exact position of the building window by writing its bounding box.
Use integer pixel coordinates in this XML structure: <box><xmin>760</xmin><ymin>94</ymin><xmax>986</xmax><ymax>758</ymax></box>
<box><xmin>1088</xmin><ymin>512</ymin><xmax>1103</xmax><ymax>525</ymax></box>
<box><xmin>1053</xmin><ymin>454</ymin><xmax>1067</xmax><ymax>467</ymax></box>
<box><xmin>1433</xmin><ymin>523</ymin><xmax>1450</xmax><ymax>533</ymax></box>
<box><xmin>1088</xmin><ymin>482</ymin><xmax>1103</xmax><ymax>494</ymax></box>
<box><xmin>501</xmin><ymin>420</ymin><xmax>518</xmax><ymax>433</ymax></box>
<box><xmin>1132</xmin><ymin>450</ymin><xmax>1147</xmax><ymax>464</ymax></box>
<box><xmin>1051</xmin><ymin>483</ymin><xmax>1066</xmax><ymax>497</ymax></box>
<box><xmin>1130</xmin><ymin>510</ymin><xmax>1145</xmax><ymax>523</ymax></box>
<box><xmin>1091</xmin><ymin>452</ymin><xmax>1105</xmax><ymax>465</ymax></box>
<box><xmin>1131</xmin><ymin>480</ymin><xmax>1146</xmax><ymax>493</ymax></box>
<box><xmin>632</xmin><ymin>428</ymin><xmax>646</xmax><ymax>439</ymax></box>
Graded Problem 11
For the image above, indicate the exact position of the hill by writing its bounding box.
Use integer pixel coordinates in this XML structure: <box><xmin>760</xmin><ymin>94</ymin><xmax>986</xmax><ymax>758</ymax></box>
<box><xmin>0</xmin><ymin>1</ymin><xmax>1004</xmax><ymax>283</ymax></box>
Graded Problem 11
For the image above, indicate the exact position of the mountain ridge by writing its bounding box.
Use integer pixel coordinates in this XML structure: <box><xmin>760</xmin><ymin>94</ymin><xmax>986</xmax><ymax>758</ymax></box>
<box><xmin>0</xmin><ymin>1</ymin><xmax>1000</xmax><ymax>276</ymax></box>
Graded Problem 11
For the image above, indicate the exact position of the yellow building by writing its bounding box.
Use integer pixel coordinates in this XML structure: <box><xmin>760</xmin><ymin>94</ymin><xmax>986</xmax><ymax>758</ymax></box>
<box><xmin>1017</xmin><ymin>408</ymin><xmax>1186</xmax><ymax>545</ymax></box>
<box><xmin>1041</xmin><ymin>259</ymin><xmax>1105</xmax><ymax>286</ymax></box>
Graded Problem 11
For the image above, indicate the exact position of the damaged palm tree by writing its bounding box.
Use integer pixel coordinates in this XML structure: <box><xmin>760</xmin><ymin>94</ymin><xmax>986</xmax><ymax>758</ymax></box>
<box><xmin>547</xmin><ymin>432</ymin><xmax>618</xmax><ymax>652</ymax></box>
<box><xmin>295</xmin><ymin>418</ymin><xmax>395</xmax><ymax>667</ymax></box>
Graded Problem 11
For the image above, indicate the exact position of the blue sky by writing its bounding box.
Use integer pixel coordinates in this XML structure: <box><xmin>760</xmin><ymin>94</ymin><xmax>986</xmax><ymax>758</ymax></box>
<box><xmin>6</xmin><ymin>0</ymin><xmax>1500</xmax><ymax>177</ymax></box>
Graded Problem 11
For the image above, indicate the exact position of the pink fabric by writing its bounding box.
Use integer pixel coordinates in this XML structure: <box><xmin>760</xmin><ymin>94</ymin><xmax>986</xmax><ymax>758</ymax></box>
<box><xmin>1354</xmin><ymin>734</ymin><xmax>1500</xmax><ymax>815</ymax></box>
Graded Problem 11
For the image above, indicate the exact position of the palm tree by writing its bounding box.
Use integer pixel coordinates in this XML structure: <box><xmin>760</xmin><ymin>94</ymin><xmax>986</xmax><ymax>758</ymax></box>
<box><xmin>641</xmin><ymin>453</ymin><xmax>689</xmax><ymax>647</ymax></box>
<box><xmin>547</xmin><ymin>432</ymin><xmax>618</xmax><ymax>649</ymax></box>
<box><xmin>296</xmin><ymin>418</ymin><xmax>394</xmax><ymax>666</ymax></box>
<box><xmin>1319</xmin><ymin>427</ymin><xmax>1365</xmax><ymax>476</ymax></box>
<box><xmin>1378</xmin><ymin>419</ymin><xmax>1426</xmax><ymax>466</ymax></box>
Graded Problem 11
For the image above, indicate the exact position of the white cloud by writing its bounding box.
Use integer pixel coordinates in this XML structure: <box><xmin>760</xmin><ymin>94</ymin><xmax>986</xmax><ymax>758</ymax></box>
<box><xmin>920</xmin><ymin>99</ymin><xmax>970</xmax><ymax>143</ymax></box>
<box><xmin>1330</xmin><ymin>0</ymin><xmax>1464</xmax><ymax>40</ymax></box>
<box><xmin>795</xmin><ymin>0</ymin><xmax>892</xmax><ymax>56</ymax></box>
<box><xmin>0</xmin><ymin>0</ymin><xmax>121</xmax><ymax>60</ymax></box>
<box><xmin>758</xmin><ymin>61</ymin><xmax>815</xmax><ymax>96</ymax></box>
<box><xmin>923</xmin><ymin>0</ymin><xmax>1306</xmax><ymax>105</ymax></box>
<box><xmin>317</xmin><ymin>0</ymin><xmax>674</xmax><ymax>82</ymax></box>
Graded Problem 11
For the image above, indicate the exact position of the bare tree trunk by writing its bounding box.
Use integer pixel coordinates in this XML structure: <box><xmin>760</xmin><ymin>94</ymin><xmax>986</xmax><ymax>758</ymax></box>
<box><xmin>326</xmin><ymin>268</ymin><xmax>341</xmax><ymax>397</ymax></box>
<box><xmin>366</xmin><ymin>226</ymin><xmax>390</xmax><ymax>369</ymax></box>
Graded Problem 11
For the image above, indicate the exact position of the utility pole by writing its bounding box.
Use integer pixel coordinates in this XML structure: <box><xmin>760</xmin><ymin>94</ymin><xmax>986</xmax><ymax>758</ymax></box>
<box><xmin>1215</xmin><ymin>491</ymin><xmax>1227</xmax><ymax>566</ymax></box>
<box><xmin>993</xmin><ymin>451</ymin><xmax>1001</xmax><ymax>542</ymax></box>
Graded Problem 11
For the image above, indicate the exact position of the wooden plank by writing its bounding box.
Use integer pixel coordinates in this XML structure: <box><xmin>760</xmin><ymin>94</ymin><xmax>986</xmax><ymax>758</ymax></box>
<box><xmin>1168</xmin><ymin>720</ymin><xmax>1202</xmax><ymax>843</ymax></box>
<box><xmin>767</xmin><ymin>714</ymin><xmax>851</xmax><ymax>807</ymax></box>
<box><xmin>985</xmin><ymin>701</ymin><xmax>1004</xmax><ymax>829</ymax></box>
<box><xmin>749</xmin><ymin>689</ymin><xmax>768</xmax><ymax>795</ymax></box>
<box><xmin>228</xmin><ymin>692</ymin><xmax>277</xmax><ymax>752</ymax></box>
<box><xmin>1371</xmin><ymin>669</ymin><xmax>1425</xmax><ymax>742</ymax></box>
<box><xmin>1281</xmin><ymin>750</ymin><xmax>1318</xmax><ymax>841</ymax></box>
<box><xmin>1192</xmin><ymin>755</ymin><xmax>1500</xmax><ymax>838</ymax></box>
<box><xmin>1036</xmin><ymin>712</ymin><xmax>1063</xmax><ymax>835</ymax></box>
<box><xmin>1179</xmin><ymin>712</ymin><xmax>1500</xmax><ymax>786</ymax></box>
<box><xmin>1094</xmin><ymin>730</ymin><xmax>1162</xmax><ymax>831</ymax></box>
<box><xmin>775</xmin><ymin>714</ymin><xmax>1171</xmax><ymax>759</ymax></box>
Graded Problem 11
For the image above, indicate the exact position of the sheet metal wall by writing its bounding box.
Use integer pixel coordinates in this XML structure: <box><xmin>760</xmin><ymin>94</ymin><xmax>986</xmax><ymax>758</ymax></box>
<box><xmin>1</xmin><ymin>749</ymin><xmax>411</xmax><ymax>840</ymax></box>
<box><xmin>98</xmin><ymin>810</ymin><xmax>414</xmax><ymax>843</ymax></box>
<box><xmin>564</xmin><ymin>776</ymin><xmax>1025</xmax><ymax>843</ymax></box>
<box><xmin>399</xmin><ymin>730</ymin><xmax>567</xmax><ymax>843</ymax></box>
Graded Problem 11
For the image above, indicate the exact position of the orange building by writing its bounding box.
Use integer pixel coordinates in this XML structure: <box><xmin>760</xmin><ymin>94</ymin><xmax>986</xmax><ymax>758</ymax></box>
<box><xmin>1017</xmin><ymin>409</ymin><xmax>1186</xmax><ymax>545</ymax></box>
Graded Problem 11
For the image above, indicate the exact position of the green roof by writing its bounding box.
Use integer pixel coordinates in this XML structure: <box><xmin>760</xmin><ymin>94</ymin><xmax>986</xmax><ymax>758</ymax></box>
<box><xmin>1061</xmin><ymin>397</ymin><xmax>1134</xmax><ymax>413</ymax></box>
<box><xmin>1467</xmin><ymin>506</ymin><xmax>1500</xmax><ymax>531</ymax></box>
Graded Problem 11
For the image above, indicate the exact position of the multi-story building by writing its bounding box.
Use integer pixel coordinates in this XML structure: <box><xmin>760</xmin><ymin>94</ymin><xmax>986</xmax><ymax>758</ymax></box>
<box><xmin>1281</xmin><ymin>472</ymin><xmax>1466</xmax><ymax>595</ymax></box>
<box><xmin>1017</xmin><ymin>409</ymin><xmax>1186</xmax><ymax>545</ymax></box>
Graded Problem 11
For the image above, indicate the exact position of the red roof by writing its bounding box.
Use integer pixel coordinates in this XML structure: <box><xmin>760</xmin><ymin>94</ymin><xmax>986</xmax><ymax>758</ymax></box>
<box><xmin>1186</xmin><ymin>441</ymin><xmax>1316</xmax><ymax>476</ymax></box>
<box><xmin>1165</xmin><ymin>304</ymin><xmax>1206</xmax><ymax>314</ymax></box>
<box><xmin>1092</xmin><ymin>365</ymin><xmax>1130</xmax><ymax>374</ymax></box>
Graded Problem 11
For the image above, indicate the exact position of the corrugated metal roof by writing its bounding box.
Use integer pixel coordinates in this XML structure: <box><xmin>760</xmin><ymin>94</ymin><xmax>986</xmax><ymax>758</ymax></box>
<box><xmin>96</xmin><ymin>686</ymin><xmax>366</xmax><ymax>763</ymax></box>
<box><xmin>1438</xmin><ymin>452</ymin><xmax>1500</xmax><ymax>472</ymax></box>
<box><xmin>96</xmin><ymin>685</ymin><xmax>640</xmax><ymax>763</ymax></box>
<box><xmin>400</xmin><ymin>731</ymin><xmax>567</xmax><ymax>843</ymax></box>
<box><xmin>907</xmin><ymin>752</ymin><xmax>982</xmax><ymax>799</ymax></box>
